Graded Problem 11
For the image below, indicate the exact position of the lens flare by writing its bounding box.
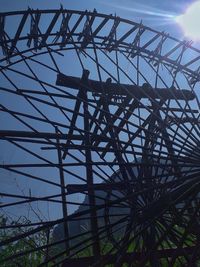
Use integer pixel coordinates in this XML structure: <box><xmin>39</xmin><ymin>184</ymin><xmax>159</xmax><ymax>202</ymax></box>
<box><xmin>101</xmin><ymin>2</ymin><xmax>178</xmax><ymax>28</ymax></box>
<box><xmin>176</xmin><ymin>1</ymin><xmax>200</xmax><ymax>40</ymax></box>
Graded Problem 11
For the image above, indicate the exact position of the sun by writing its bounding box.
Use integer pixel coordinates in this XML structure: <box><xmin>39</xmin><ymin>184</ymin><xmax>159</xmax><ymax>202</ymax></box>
<box><xmin>176</xmin><ymin>1</ymin><xmax>200</xmax><ymax>40</ymax></box>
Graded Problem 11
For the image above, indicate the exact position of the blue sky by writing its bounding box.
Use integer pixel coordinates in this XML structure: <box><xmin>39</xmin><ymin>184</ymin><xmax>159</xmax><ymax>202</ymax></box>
<box><xmin>1</xmin><ymin>0</ymin><xmax>200</xmax><ymax>222</ymax></box>
<box><xmin>0</xmin><ymin>0</ymin><xmax>194</xmax><ymax>38</ymax></box>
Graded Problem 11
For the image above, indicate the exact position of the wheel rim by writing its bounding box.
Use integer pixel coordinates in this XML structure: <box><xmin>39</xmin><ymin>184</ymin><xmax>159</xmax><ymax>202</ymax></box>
<box><xmin>1</xmin><ymin>8</ymin><xmax>200</xmax><ymax>266</ymax></box>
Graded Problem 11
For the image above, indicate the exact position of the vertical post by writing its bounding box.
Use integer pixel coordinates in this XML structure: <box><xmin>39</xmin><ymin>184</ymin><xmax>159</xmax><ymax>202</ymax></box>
<box><xmin>82</xmin><ymin>77</ymin><xmax>100</xmax><ymax>257</ymax></box>
<box><xmin>140</xmin><ymin>102</ymin><xmax>162</xmax><ymax>267</ymax></box>
<box><xmin>56</xmin><ymin>127</ymin><xmax>69</xmax><ymax>253</ymax></box>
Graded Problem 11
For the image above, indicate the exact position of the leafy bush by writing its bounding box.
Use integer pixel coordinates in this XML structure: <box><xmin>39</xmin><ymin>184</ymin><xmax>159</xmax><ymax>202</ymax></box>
<box><xmin>0</xmin><ymin>215</ymin><xmax>51</xmax><ymax>267</ymax></box>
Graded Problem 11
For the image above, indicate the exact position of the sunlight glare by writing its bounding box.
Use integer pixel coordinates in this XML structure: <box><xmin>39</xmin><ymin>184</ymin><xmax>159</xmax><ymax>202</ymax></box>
<box><xmin>176</xmin><ymin>1</ymin><xmax>200</xmax><ymax>40</ymax></box>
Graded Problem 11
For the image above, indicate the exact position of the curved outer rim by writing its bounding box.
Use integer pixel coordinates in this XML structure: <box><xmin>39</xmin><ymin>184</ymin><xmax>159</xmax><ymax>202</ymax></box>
<box><xmin>1</xmin><ymin>9</ymin><xmax>200</xmax><ymax>266</ymax></box>
<box><xmin>0</xmin><ymin>9</ymin><xmax>200</xmax><ymax>83</ymax></box>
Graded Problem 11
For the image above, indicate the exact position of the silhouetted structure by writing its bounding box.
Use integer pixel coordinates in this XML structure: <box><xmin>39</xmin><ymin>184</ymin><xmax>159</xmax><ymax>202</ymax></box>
<box><xmin>1</xmin><ymin>8</ymin><xmax>200</xmax><ymax>267</ymax></box>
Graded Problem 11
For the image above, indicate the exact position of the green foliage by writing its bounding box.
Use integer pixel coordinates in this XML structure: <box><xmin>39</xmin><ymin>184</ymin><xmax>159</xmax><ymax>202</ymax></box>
<box><xmin>1</xmin><ymin>215</ymin><xmax>199</xmax><ymax>266</ymax></box>
<box><xmin>0</xmin><ymin>215</ymin><xmax>51</xmax><ymax>267</ymax></box>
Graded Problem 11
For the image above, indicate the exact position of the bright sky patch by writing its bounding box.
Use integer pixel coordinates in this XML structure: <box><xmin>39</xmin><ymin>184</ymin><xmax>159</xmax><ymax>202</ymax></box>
<box><xmin>176</xmin><ymin>1</ymin><xmax>200</xmax><ymax>40</ymax></box>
